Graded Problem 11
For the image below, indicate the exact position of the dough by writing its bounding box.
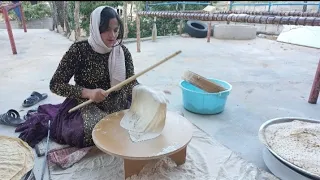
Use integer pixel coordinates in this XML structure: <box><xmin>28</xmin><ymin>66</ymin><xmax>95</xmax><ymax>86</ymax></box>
<box><xmin>120</xmin><ymin>85</ymin><xmax>167</xmax><ymax>142</ymax></box>
<box><xmin>264</xmin><ymin>120</ymin><xmax>320</xmax><ymax>176</ymax></box>
<box><xmin>0</xmin><ymin>136</ymin><xmax>34</xmax><ymax>180</ymax></box>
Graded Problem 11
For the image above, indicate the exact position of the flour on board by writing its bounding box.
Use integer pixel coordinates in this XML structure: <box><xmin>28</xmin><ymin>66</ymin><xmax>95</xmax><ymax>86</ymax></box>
<box><xmin>120</xmin><ymin>85</ymin><xmax>168</xmax><ymax>142</ymax></box>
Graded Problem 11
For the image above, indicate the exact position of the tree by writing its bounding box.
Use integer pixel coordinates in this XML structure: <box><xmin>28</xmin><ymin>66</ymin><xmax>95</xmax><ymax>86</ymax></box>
<box><xmin>49</xmin><ymin>1</ymin><xmax>58</xmax><ymax>31</ymax></box>
<box><xmin>64</xmin><ymin>1</ymin><xmax>71</xmax><ymax>36</ymax></box>
<box><xmin>130</xmin><ymin>1</ymin><xmax>133</xmax><ymax>21</ymax></box>
<box><xmin>49</xmin><ymin>1</ymin><xmax>65</xmax><ymax>32</ymax></box>
<box><xmin>74</xmin><ymin>1</ymin><xmax>80</xmax><ymax>41</ymax></box>
<box><xmin>123</xmin><ymin>1</ymin><xmax>128</xmax><ymax>39</ymax></box>
<box><xmin>55</xmin><ymin>1</ymin><xmax>65</xmax><ymax>30</ymax></box>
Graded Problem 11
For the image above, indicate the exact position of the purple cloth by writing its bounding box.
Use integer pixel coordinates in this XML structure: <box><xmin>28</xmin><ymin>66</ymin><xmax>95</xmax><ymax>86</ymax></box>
<box><xmin>15</xmin><ymin>98</ymin><xmax>85</xmax><ymax>148</ymax></box>
<box><xmin>15</xmin><ymin>97</ymin><xmax>132</xmax><ymax>148</ymax></box>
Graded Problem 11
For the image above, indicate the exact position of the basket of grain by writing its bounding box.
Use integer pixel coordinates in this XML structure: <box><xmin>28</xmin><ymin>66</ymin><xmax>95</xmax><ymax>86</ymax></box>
<box><xmin>258</xmin><ymin>117</ymin><xmax>320</xmax><ymax>180</ymax></box>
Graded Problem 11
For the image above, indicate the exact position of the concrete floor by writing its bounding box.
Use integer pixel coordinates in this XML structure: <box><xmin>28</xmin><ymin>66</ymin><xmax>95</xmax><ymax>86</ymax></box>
<box><xmin>0</xmin><ymin>29</ymin><xmax>319</xmax><ymax>179</ymax></box>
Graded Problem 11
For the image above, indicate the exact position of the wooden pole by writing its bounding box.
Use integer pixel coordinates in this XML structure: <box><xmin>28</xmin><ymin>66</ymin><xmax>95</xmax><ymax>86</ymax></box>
<box><xmin>68</xmin><ymin>50</ymin><xmax>182</xmax><ymax>113</ymax></box>
<box><xmin>152</xmin><ymin>17</ymin><xmax>157</xmax><ymax>42</ymax></box>
<box><xmin>19</xmin><ymin>3</ymin><xmax>27</xmax><ymax>33</ymax></box>
<box><xmin>207</xmin><ymin>21</ymin><xmax>211</xmax><ymax>42</ymax></box>
<box><xmin>206</xmin><ymin>11</ymin><xmax>213</xmax><ymax>43</ymax></box>
<box><xmin>137</xmin><ymin>11</ymin><xmax>320</xmax><ymax>26</ymax></box>
<box><xmin>150</xmin><ymin>10</ymin><xmax>320</xmax><ymax>17</ymax></box>
<box><xmin>179</xmin><ymin>4</ymin><xmax>185</xmax><ymax>35</ymax></box>
<box><xmin>136</xmin><ymin>15</ymin><xmax>141</xmax><ymax>52</ymax></box>
<box><xmin>179</xmin><ymin>21</ymin><xmax>183</xmax><ymax>35</ymax></box>
<box><xmin>308</xmin><ymin>59</ymin><xmax>320</xmax><ymax>104</ymax></box>
<box><xmin>3</xmin><ymin>8</ymin><xmax>17</xmax><ymax>54</ymax></box>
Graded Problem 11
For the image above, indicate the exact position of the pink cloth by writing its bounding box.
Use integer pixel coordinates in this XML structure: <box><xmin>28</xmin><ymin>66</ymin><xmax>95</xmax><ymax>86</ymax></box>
<box><xmin>48</xmin><ymin>146</ymin><xmax>93</xmax><ymax>169</ymax></box>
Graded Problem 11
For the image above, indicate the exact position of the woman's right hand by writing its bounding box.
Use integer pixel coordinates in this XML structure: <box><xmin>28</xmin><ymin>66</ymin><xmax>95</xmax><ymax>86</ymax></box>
<box><xmin>82</xmin><ymin>88</ymin><xmax>107</xmax><ymax>103</ymax></box>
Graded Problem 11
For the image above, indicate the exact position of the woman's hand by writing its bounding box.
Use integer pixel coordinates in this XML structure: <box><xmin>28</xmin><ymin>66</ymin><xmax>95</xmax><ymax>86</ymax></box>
<box><xmin>82</xmin><ymin>88</ymin><xmax>108</xmax><ymax>103</ymax></box>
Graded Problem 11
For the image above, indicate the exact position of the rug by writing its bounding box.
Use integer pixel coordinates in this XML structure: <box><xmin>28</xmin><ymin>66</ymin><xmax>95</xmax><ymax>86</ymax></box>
<box><xmin>47</xmin><ymin>124</ymin><xmax>278</xmax><ymax>180</ymax></box>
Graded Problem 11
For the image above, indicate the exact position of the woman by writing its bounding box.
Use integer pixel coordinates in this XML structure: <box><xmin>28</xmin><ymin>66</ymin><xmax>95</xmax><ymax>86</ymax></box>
<box><xmin>15</xmin><ymin>6</ymin><xmax>138</xmax><ymax>148</ymax></box>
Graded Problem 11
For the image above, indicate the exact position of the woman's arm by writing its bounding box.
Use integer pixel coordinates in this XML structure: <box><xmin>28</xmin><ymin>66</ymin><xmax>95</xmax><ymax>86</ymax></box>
<box><xmin>49</xmin><ymin>43</ymin><xmax>85</xmax><ymax>99</ymax></box>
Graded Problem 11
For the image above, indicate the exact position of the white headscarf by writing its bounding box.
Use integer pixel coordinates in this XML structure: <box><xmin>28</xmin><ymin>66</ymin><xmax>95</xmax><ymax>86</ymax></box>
<box><xmin>88</xmin><ymin>6</ymin><xmax>126</xmax><ymax>87</ymax></box>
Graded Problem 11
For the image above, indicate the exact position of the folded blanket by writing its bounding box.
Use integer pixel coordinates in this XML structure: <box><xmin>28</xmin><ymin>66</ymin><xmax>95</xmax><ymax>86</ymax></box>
<box><xmin>47</xmin><ymin>124</ymin><xmax>279</xmax><ymax>180</ymax></box>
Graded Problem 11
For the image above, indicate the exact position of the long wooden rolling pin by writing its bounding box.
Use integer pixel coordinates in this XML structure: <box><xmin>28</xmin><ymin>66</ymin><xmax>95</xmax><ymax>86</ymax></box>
<box><xmin>68</xmin><ymin>50</ymin><xmax>182</xmax><ymax>113</ymax></box>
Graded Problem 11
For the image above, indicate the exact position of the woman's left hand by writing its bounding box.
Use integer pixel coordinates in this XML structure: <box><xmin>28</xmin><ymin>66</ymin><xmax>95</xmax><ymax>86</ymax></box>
<box><xmin>82</xmin><ymin>88</ymin><xmax>109</xmax><ymax>103</ymax></box>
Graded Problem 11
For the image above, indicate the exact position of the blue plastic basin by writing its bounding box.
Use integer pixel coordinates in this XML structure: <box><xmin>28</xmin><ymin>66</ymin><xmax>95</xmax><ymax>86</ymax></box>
<box><xmin>179</xmin><ymin>78</ymin><xmax>232</xmax><ymax>115</ymax></box>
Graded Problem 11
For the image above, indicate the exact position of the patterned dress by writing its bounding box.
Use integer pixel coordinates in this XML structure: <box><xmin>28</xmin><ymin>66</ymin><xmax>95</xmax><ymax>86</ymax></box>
<box><xmin>15</xmin><ymin>40</ymin><xmax>138</xmax><ymax>148</ymax></box>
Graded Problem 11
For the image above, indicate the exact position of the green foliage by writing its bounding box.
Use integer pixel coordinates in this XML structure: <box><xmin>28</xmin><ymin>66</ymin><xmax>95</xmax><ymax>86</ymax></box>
<box><xmin>68</xmin><ymin>1</ymin><xmax>123</xmax><ymax>35</ymax></box>
<box><xmin>127</xmin><ymin>17</ymin><xmax>153</xmax><ymax>38</ymax></box>
<box><xmin>128</xmin><ymin>3</ymin><xmax>181</xmax><ymax>38</ymax></box>
<box><xmin>66</xmin><ymin>1</ymin><xmax>207</xmax><ymax>38</ymax></box>
<box><xmin>126</xmin><ymin>1</ymin><xmax>207</xmax><ymax>38</ymax></box>
<box><xmin>9</xmin><ymin>1</ymin><xmax>52</xmax><ymax>21</ymax></box>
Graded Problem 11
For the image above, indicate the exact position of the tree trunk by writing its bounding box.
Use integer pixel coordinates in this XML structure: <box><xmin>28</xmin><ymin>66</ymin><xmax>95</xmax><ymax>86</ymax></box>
<box><xmin>123</xmin><ymin>1</ymin><xmax>128</xmax><ymax>39</ymax></box>
<box><xmin>130</xmin><ymin>1</ymin><xmax>133</xmax><ymax>21</ymax></box>
<box><xmin>49</xmin><ymin>1</ymin><xmax>58</xmax><ymax>31</ymax></box>
<box><xmin>55</xmin><ymin>1</ymin><xmax>65</xmax><ymax>31</ymax></box>
<box><xmin>64</xmin><ymin>1</ymin><xmax>71</xmax><ymax>36</ymax></box>
<box><xmin>74</xmin><ymin>1</ymin><xmax>80</xmax><ymax>42</ymax></box>
<box><xmin>303</xmin><ymin>1</ymin><xmax>307</xmax><ymax>12</ymax></box>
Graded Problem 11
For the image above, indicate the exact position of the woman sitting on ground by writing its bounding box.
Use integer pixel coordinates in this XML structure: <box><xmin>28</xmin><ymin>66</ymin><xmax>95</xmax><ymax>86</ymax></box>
<box><xmin>15</xmin><ymin>6</ymin><xmax>138</xmax><ymax>148</ymax></box>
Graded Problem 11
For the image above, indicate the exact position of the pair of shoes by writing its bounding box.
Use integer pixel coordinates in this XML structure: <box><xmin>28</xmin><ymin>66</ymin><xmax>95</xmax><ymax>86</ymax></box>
<box><xmin>0</xmin><ymin>109</ymin><xmax>25</xmax><ymax>127</ymax></box>
<box><xmin>0</xmin><ymin>91</ymin><xmax>48</xmax><ymax>127</ymax></box>
<box><xmin>22</xmin><ymin>91</ymin><xmax>48</xmax><ymax>108</ymax></box>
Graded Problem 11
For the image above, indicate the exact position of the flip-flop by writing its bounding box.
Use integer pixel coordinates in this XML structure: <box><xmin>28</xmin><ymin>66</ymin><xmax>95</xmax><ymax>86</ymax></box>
<box><xmin>22</xmin><ymin>91</ymin><xmax>48</xmax><ymax>108</ymax></box>
<box><xmin>0</xmin><ymin>109</ymin><xmax>25</xmax><ymax>127</ymax></box>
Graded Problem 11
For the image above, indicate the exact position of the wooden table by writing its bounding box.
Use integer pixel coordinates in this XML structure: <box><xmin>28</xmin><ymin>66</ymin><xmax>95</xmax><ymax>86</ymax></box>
<box><xmin>0</xmin><ymin>2</ymin><xmax>27</xmax><ymax>55</ymax></box>
<box><xmin>92</xmin><ymin>110</ymin><xmax>193</xmax><ymax>179</ymax></box>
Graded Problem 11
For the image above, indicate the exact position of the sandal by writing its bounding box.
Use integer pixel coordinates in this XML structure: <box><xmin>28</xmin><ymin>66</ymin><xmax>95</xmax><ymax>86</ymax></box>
<box><xmin>22</xmin><ymin>91</ymin><xmax>48</xmax><ymax>108</ymax></box>
<box><xmin>0</xmin><ymin>109</ymin><xmax>25</xmax><ymax>127</ymax></box>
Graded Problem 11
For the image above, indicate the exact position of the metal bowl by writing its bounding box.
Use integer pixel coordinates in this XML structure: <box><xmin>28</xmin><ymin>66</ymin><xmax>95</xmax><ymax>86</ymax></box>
<box><xmin>263</xmin><ymin>147</ymin><xmax>313</xmax><ymax>180</ymax></box>
<box><xmin>258</xmin><ymin>117</ymin><xmax>320</xmax><ymax>180</ymax></box>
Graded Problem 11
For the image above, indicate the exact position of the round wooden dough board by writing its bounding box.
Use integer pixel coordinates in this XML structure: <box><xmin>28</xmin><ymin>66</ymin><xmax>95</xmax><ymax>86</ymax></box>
<box><xmin>92</xmin><ymin>110</ymin><xmax>193</xmax><ymax>160</ymax></box>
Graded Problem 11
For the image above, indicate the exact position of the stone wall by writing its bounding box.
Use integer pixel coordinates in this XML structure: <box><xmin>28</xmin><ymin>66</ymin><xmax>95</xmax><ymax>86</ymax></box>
<box><xmin>0</xmin><ymin>17</ymin><xmax>53</xmax><ymax>30</ymax></box>
<box><xmin>210</xmin><ymin>21</ymin><xmax>284</xmax><ymax>35</ymax></box>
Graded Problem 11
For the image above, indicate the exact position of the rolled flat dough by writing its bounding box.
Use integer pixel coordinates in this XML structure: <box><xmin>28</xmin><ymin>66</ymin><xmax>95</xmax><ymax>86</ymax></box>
<box><xmin>264</xmin><ymin>120</ymin><xmax>320</xmax><ymax>176</ymax></box>
<box><xmin>0</xmin><ymin>136</ymin><xmax>34</xmax><ymax>180</ymax></box>
<box><xmin>120</xmin><ymin>85</ymin><xmax>167</xmax><ymax>142</ymax></box>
